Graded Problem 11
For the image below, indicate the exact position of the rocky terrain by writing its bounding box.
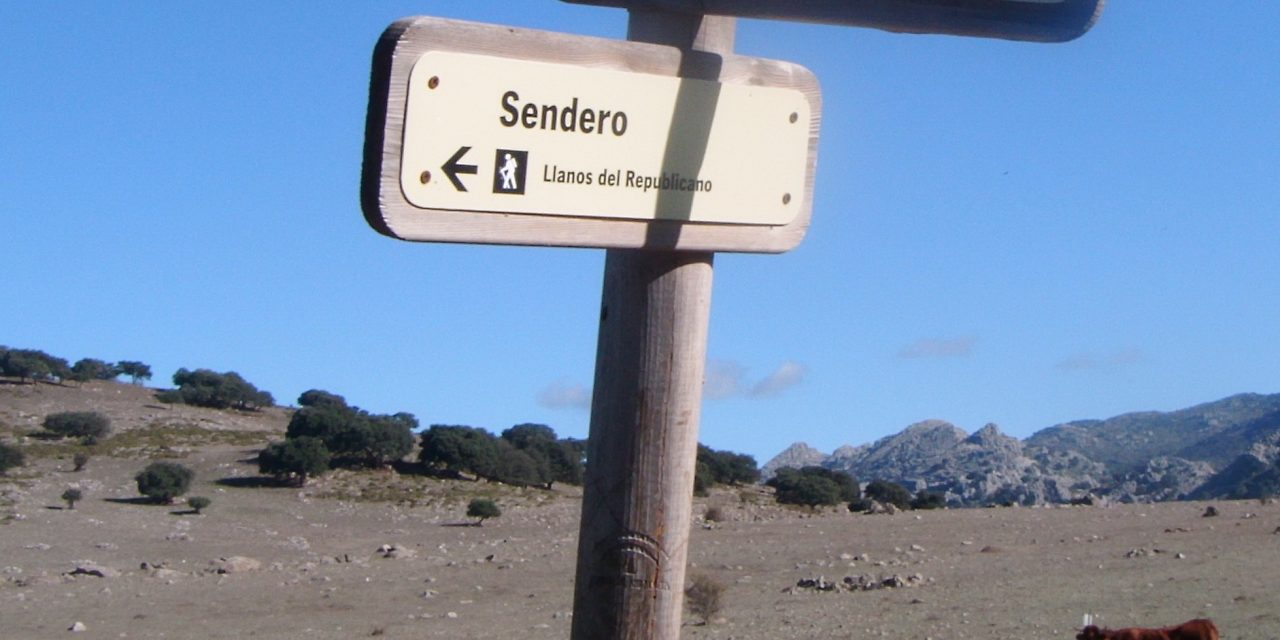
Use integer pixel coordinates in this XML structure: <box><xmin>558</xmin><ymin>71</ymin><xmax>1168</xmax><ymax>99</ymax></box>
<box><xmin>4</xmin><ymin>381</ymin><xmax>1280</xmax><ymax>639</ymax></box>
<box><xmin>764</xmin><ymin>393</ymin><xmax>1280</xmax><ymax>506</ymax></box>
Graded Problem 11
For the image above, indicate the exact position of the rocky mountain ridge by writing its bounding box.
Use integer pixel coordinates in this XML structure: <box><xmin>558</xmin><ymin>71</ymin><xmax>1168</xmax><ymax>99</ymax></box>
<box><xmin>763</xmin><ymin>392</ymin><xmax>1280</xmax><ymax>506</ymax></box>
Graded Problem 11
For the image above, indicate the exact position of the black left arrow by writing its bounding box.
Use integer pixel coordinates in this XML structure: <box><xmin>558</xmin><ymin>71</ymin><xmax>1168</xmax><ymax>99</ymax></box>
<box><xmin>442</xmin><ymin>146</ymin><xmax>478</xmax><ymax>192</ymax></box>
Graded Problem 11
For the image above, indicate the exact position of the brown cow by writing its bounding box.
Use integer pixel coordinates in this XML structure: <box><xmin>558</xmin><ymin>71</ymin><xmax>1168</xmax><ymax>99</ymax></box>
<box><xmin>1077</xmin><ymin>619</ymin><xmax>1219</xmax><ymax>640</ymax></box>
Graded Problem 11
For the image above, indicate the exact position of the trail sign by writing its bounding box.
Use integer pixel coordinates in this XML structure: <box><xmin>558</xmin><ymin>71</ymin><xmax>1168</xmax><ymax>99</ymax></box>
<box><xmin>561</xmin><ymin>0</ymin><xmax>1104</xmax><ymax>43</ymax></box>
<box><xmin>361</xmin><ymin>17</ymin><xmax>821</xmax><ymax>253</ymax></box>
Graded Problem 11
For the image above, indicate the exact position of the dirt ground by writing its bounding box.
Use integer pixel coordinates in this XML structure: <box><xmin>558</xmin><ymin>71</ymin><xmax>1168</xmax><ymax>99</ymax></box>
<box><xmin>2</xmin><ymin>383</ymin><xmax>1279</xmax><ymax>639</ymax></box>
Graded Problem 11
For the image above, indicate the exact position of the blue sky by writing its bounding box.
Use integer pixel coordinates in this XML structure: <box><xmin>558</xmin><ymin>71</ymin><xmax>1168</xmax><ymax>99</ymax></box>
<box><xmin>3</xmin><ymin>2</ymin><xmax>1277</xmax><ymax>464</ymax></box>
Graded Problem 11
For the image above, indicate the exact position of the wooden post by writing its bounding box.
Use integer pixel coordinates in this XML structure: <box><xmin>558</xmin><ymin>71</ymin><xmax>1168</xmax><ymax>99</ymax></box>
<box><xmin>570</xmin><ymin>12</ymin><xmax>734</xmax><ymax>640</ymax></box>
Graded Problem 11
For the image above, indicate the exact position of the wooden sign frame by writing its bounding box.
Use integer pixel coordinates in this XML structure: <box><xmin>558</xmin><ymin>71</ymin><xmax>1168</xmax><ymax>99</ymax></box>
<box><xmin>361</xmin><ymin>16</ymin><xmax>822</xmax><ymax>253</ymax></box>
<box><xmin>561</xmin><ymin>0</ymin><xmax>1105</xmax><ymax>43</ymax></box>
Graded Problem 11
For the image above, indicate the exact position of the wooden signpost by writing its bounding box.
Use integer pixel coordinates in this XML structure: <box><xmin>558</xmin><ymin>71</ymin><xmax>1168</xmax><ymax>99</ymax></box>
<box><xmin>362</xmin><ymin>16</ymin><xmax>821</xmax><ymax>253</ymax></box>
<box><xmin>362</xmin><ymin>3</ymin><xmax>1100</xmax><ymax>638</ymax></box>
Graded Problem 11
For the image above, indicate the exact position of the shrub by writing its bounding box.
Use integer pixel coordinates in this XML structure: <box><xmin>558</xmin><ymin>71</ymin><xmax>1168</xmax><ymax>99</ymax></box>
<box><xmin>466</xmin><ymin>498</ymin><xmax>501</xmax><ymax>526</ymax></box>
<box><xmin>0</xmin><ymin>442</ymin><xmax>24</xmax><ymax>475</ymax></box>
<box><xmin>500</xmin><ymin>423</ymin><xmax>584</xmax><ymax>488</ymax></box>
<box><xmin>286</xmin><ymin>391</ymin><xmax>415</xmax><ymax>468</ymax></box>
<box><xmin>72</xmin><ymin>452</ymin><xmax>90</xmax><ymax>472</ymax></box>
<box><xmin>135</xmin><ymin>462</ymin><xmax>194</xmax><ymax>503</ymax></box>
<box><xmin>43</xmin><ymin>411</ymin><xmax>112</xmax><ymax>443</ymax></box>
<box><xmin>864</xmin><ymin>479</ymin><xmax>914</xmax><ymax>510</ymax></box>
<box><xmin>68</xmin><ymin>358</ymin><xmax>118</xmax><ymax>383</ymax></box>
<box><xmin>115</xmin><ymin>360</ymin><xmax>152</xmax><ymax>384</ymax></box>
<box><xmin>259</xmin><ymin>437</ymin><xmax>331</xmax><ymax>486</ymax></box>
<box><xmin>697</xmin><ymin>445</ymin><xmax>760</xmax><ymax>487</ymax></box>
<box><xmin>684</xmin><ymin>573</ymin><xmax>726</xmax><ymax>625</ymax></box>
<box><xmin>0</xmin><ymin>347</ymin><xmax>70</xmax><ymax>383</ymax></box>
<box><xmin>847</xmin><ymin>498</ymin><xmax>874</xmax><ymax>513</ymax></box>
<box><xmin>911</xmin><ymin>490</ymin><xmax>947</xmax><ymax>510</ymax></box>
<box><xmin>703</xmin><ymin>506</ymin><xmax>724</xmax><ymax>523</ymax></box>
<box><xmin>163</xmin><ymin>368</ymin><xmax>274</xmax><ymax>411</ymax></box>
<box><xmin>420</xmin><ymin>425</ymin><xmax>502</xmax><ymax>478</ymax></box>
<box><xmin>62</xmin><ymin>488</ymin><xmax>83</xmax><ymax>509</ymax></box>
<box><xmin>693</xmin><ymin>461</ymin><xmax>712</xmax><ymax>497</ymax></box>
<box><xmin>767</xmin><ymin>466</ymin><xmax>859</xmax><ymax>508</ymax></box>
<box><xmin>187</xmin><ymin>496</ymin><xmax>211</xmax><ymax>514</ymax></box>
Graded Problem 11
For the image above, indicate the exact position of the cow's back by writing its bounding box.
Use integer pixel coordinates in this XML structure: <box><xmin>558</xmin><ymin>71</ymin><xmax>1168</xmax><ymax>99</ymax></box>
<box><xmin>1167</xmin><ymin>619</ymin><xmax>1218</xmax><ymax>640</ymax></box>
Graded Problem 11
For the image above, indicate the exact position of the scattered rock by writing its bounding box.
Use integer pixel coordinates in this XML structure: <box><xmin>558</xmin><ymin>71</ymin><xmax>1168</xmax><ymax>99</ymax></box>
<box><xmin>1202</xmin><ymin>505</ymin><xmax>1219</xmax><ymax>517</ymax></box>
<box><xmin>377</xmin><ymin>544</ymin><xmax>417</xmax><ymax>560</ymax></box>
<box><xmin>66</xmin><ymin>563</ymin><xmax>120</xmax><ymax>578</ymax></box>
<box><xmin>69</xmin><ymin>621</ymin><xmax>87</xmax><ymax>632</ymax></box>
<box><xmin>215</xmin><ymin>556</ymin><xmax>262</xmax><ymax>574</ymax></box>
<box><xmin>791</xmin><ymin>573</ymin><xmax>924</xmax><ymax>593</ymax></box>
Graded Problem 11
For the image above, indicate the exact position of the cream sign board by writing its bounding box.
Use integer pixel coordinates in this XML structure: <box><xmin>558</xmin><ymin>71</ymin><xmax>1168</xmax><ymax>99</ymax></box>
<box><xmin>362</xmin><ymin>17</ymin><xmax>822</xmax><ymax>253</ymax></box>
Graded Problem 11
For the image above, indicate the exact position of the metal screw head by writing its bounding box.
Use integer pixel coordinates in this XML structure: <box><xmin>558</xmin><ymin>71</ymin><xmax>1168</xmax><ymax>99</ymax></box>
<box><xmin>419</xmin><ymin>171</ymin><xmax>431</xmax><ymax>184</ymax></box>
<box><xmin>782</xmin><ymin>193</ymin><xmax>792</xmax><ymax>205</ymax></box>
<box><xmin>428</xmin><ymin>76</ymin><xmax>440</xmax><ymax>89</ymax></box>
<box><xmin>789</xmin><ymin>112</ymin><xmax>798</xmax><ymax>124</ymax></box>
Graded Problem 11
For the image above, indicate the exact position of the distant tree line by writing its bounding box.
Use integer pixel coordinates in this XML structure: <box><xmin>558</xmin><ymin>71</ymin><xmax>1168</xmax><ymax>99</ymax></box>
<box><xmin>767</xmin><ymin>466</ymin><xmax>947</xmax><ymax>511</ymax></box>
<box><xmin>157</xmin><ymin>368</ymin><xmax>274</xmax><ymax>411</ymax></box>
<box><xmin>418</xmin><ymin>423</ymin><xmax>585</xmax><ymax>489</ymax></box>
<box><xmin>1</xmin><ymin>344</ymin><xmax>770</xmax><ymax>497</ymax></box>
<box><xmin>258</xmin><ymin>389</ymin><xmax>415</xmax><ymax>485</ymax></box>
<box><xmin>694</xmin><ymin>444</ymin><xmax>760</xmax><ymax>495</ymax></box>
<box><xmin>0</xmin><ymin>346</ymin><xmax>151</xmax><ymax>385</ymax></box>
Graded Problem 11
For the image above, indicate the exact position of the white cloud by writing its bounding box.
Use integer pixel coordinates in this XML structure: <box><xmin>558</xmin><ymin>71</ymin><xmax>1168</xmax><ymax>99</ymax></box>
<box><xmin>538</xmin><ymin>380</ymin><xmax>592</xmax><ymax>410</ymax></box>
<box><xmin>1056</xmin><ymin>348</ymin><xmax>1147</xmax><ymax>372</ymax></box>
<box><xmin>704</xmin><ymin>359</ymin><xmax>747</xmax><ymax>400</ymax></box>
<box><xmin>748</xmin><ymin>361</ymin><xmax>807</xmax><ymax>397</ymax></box>
<box><xmin>898</xmin><ymin>337</ymin><xmax>977</xmax><ymax>359</ymax></box>
<box><xmin>542</xmin><ymin>358</ymin><xmax>807</xmax><ymax>409</ymax></box>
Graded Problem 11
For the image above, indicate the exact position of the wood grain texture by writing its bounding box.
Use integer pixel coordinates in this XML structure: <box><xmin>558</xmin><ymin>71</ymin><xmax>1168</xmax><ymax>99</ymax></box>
<box><xmin>568</xmin><ymin>15</ymin><xmax>730</xmax><ymax>640</ymax></box>
<box><xmin>361</xmin><ymin>15</ymin><xmax>821</xmax><ymax>253</ymax></box>
<box><xmin>570</xmin><ymin>248</ymin><xmax>714</xmax><ymax>639</ymax></box>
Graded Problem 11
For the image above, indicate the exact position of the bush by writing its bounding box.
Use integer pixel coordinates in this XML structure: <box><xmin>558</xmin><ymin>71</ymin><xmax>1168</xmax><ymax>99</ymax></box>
<box><xmin>420</xmin><ymin>425</ymin><xmax>502</xmax><ymax>477</ymax></box>
<box><xmin>684</xmin><ymin>573</ymin><xmax>726</xmax><ymax>625</ymax></box>
<box><xmin>72</xmin><ymin>452</ymin><xmax>90</xmax><ymax>472</ymax></box>
<box><xmin>259</xmin><ymin>437</ymin><xmax>330</xmax><ymax>486</ymax></box>
<box><xmin>68</xmin><ymin>358</ymin><xmax>118</xmax><ymax>383</ymax></box>
<box><xmin>703</xmin><ymin>506</ymin><xmax>724</xmax><ymax>523</ymax></box>
<box><xmin>767</xmin><ymin>466</ymin><xmax>859</xmax><ymax>508</ymax></box>
<box><xmin>500</xmin><ymin>424</ymin><xmax>584</xmax><ymax>488</ymax></box>
<box><xmin>135</xmin><ymin>462</ymin><xmax>194</xmax><ymax>503</ymax></box>
<box><xmin>286</xmin><ymin>391</ymin><xmax>414</xmax><ymax>468</ymax></box>
<box><xmin>163</xmin><ymin>368</ymin><xmax>274</xmax><ymax>411</ymax></box>
<box><xmin>115</xmin><ymin>360</ymin><xmax>152</xmax><ymax>384</ymax></box>
<box><xmin>466</xmin><ymin>498</ymin><xmax>501</xmax><ymax>526</ymax></box>
<box><xmin>864</xmin><ymin>479</ymin><xmax>913</xmax><ymax>510</ymax></box>
<box><xmin>911</xmin><ymin>490</ymin><xmax>947</xmax><ymax>510</ymax></box>
<box><xmin>0</xmin><ymin>347</ymin><xmax>70</xmax><ymax>383</ymax></box>
<box><xmin>697</xmin><ymin>445</ymin><xmax>760</xmax><ymax>487</ymax></box>
<box><xmin>187</xmin><ymin>496</ymin><xmax>211</xmax><ymax>514</ymax></box>
<box><xmin>42</xmin><ymin>411</ymin><xmax>112</xmax><ymax>443</ymax></box>
<box><xmin>0</xmin><ymin>442</ymin><xmax>24</xmax><ymax>475</ymax></box>
<box><xmin>62</xmin><ymin>488</ymin><xmax>83</xmax><ymax>509</ymax></box>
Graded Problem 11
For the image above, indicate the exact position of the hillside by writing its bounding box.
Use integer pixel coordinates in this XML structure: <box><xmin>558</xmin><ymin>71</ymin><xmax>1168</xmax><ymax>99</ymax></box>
<box><xmin>1026</xmin><ymin>393</ymin><xmax>1280</xmax><ymax>470</ymax></box>
<box><xmin>3</xmin><ymin>379</ymin><xmax>1280</xmax><ymax>638</ymax></box>
<box><xmin>765</xmin><ymin>392</ymin><xmax>1280</xmax><ymax>506</ymax></box>
<box><xmin>0</xmin><ymin>379</ymin><xmax>290</xmax><ymax>438</ymax></box>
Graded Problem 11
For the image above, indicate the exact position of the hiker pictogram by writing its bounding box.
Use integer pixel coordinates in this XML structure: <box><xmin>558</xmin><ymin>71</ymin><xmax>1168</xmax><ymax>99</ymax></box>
<box><xmin>493</xmin><ymin>149</ymin><xmax>528</xmax><ymax>194</ymax></box>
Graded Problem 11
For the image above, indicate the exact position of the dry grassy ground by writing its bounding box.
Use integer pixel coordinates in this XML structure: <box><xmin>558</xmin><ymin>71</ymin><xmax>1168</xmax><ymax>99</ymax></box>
<box><xmin>3</xmin><ymin>382</ymin><xmax>1279</xmax><ymax>639</ymax></box>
